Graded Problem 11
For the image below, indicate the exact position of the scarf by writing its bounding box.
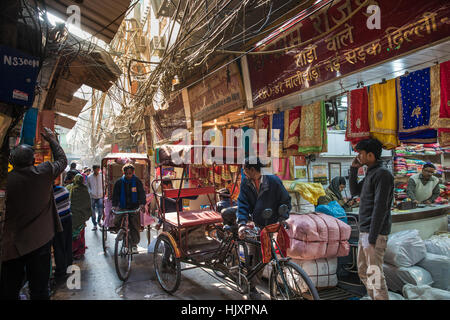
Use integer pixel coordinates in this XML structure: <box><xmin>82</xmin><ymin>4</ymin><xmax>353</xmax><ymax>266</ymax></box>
<box><xmin>329</xmin><ymin>176</ymin><xmax>345</xmax><ymax>201</ymax></box>
<box><xmin>260</xmin><ymin>223</ymin><xmax>290</xmax><ymax>264</ymax></box>
<box><xmin>298</xmin><ymin>101</ymin><xmax>327</xmax><ymax>154</ymax></box>
<box><xmin>397</xmin><ymin>67</ymin><xmax>437</xmax><ymax>143</ymax></box>
<box><xmin>369</xmin><ymin>79</ymin><xmax>399</xmax><ymax>149</ymax></box>
<box><xmin>345</xmin><ymin>87</ymin><xmax>370</xmax><ymax>144</ymax></box>
<box><xmin>120</xmin><ymin>175</ymin><xmax>138</xmax><ymax>209</ymax></box>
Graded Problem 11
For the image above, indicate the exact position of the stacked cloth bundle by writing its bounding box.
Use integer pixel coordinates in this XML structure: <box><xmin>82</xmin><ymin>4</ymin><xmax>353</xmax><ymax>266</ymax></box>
<box><xmin>286</xmin><ymin>212</ymin><xmax>350</xmax><ymax>260</ymax></box>
<box><xmin>298</xmin><ymin>101</ymin><xmax>327</xmax><ymax>154</ymax></box>
<box><xmin>345</xmin><ymin>87</ymin><xmax>370</xmax><ymax>145</ymax></box>
<box><xmin>369</xmin><ymin>79</ymin><xmax>399</xmax><ymax>149</ymax></box>
<box><xmin>394</xmin><ymin>157</ymin><xmax>407</xmax><ymax>176</ymax></box>
<box><xmin>397</xmin><ymin>67</ymin><xmax>437</xmax><ymax>143</ymax></box>
<box><xmin>430</xmin><ymin>61</ymin><xmax>450</xmax><ymax>147</ymax></box>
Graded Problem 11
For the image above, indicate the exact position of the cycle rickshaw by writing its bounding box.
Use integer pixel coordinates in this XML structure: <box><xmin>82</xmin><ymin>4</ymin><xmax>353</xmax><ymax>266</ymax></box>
<box><xmin>151</xmin><ymin>145</ymin><xmax>319</xmax><ymax>300</ymax></box>
<box><xmin>100</xmin><ymin>153</ymin><xmax>156</xmax><ymax>281</ymax></box>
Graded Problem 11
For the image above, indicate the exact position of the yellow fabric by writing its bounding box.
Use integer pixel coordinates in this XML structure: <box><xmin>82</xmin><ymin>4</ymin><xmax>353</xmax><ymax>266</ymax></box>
<box><xmin>282</xmin><ymin>180</ymin><xmax>325</xmax><ymax>205</ymax></box>
<box><xmin>369</xmin><ymin>79</ymin><xmax>399</xmax><ymax>149</ymax></box>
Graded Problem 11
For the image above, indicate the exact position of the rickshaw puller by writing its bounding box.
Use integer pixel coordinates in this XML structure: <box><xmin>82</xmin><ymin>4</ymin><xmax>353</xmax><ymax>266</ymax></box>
<box><xmin>237</xmin><ymin>157</ymin><xmax>292</xmax><ymax>300</ymax></box>
<box><xmin>111</xmin><ymin>163</ymin><xmax>146</xmax><ymax>253</ymax></box>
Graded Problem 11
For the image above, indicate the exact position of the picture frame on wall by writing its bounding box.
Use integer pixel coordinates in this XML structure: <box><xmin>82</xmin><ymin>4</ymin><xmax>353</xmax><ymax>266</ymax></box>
<box><xmin>328</xmin><ymin>162</ymin><xmax>341</xmax><ymax>181</ymax></box>
<box><xmin>312</xmin><ymin>164</ymin><xmax>328</xmax><ymax>185</ymax></box>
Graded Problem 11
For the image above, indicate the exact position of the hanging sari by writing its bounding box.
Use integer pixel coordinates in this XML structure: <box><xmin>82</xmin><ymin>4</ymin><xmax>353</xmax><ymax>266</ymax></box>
<box><xmin>283</xmin><ymin>106</ymin><xmax>301</xmax><ymax>153</ymax></box>
<box><xmin>397</xmin><ymin>68</ymin><xmax>437</xmax><ymax>143</ymax></box>
<box><xmin>273</xmin><ymin>157</ymin><xmax>292</xmax><ymax>180</ymax></box>
<box><xmin>298</xmin><ymin>101</ymin><xmax>327</xmax><ymax>154</ymax></box>
<box><xmin>271</xmin><ymin>111</ymin><xmax>285</xmax><ymax>142</ymax></box>
<box><xmin>369</xmin><ymin>79</ymin><xmax>399</xmax><ymax>149</ymax></box>
<box><xmin>431</xmin><ymin>62</ymin><xmax>450</xmax><ymax>146</ymax></box>
<box><xmin>345</xmin><ymin>87</ymin><xmax>370</xmax><ymax>144</ymax></box>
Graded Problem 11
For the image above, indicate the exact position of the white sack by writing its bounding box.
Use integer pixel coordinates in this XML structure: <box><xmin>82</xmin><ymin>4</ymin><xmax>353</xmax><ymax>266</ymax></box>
<box><xmin>385</xmin><ymin>230</ymin><xmax>427</xmax><ymax>267</ymax></box>
<box><xmin>417</xmin><ymin>252</ymin><xmax>450</xmax><ymax>290</ymax></box>
<box><xmin>424</xmin><ymin>234</ymin><xmax>450</xmax><ymax>258</ymax></box>
<box><xmin>292</xmin><ymin>258</ymin><xmax>338</xmax><ymax>288</ymax></box>
<box><xmin>397</xmin><ymin>266</ymin><xmax>433</xmax><ymax>287</ymax></box>
<box><xmin>402</xmin><ymin>284</ymin><xmax>450</xmax><ymax>300</ymax></box>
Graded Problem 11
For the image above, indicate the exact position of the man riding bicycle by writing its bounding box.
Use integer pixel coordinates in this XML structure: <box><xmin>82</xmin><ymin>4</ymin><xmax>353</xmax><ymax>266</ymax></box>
<box><xmin>236</xmin><ymin>157</ymin><xmax>292</xmax><ymax>299</ymax></box>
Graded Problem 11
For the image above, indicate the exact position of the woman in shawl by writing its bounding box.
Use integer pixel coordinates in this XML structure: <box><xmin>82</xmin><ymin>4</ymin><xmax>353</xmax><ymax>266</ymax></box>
<box><xmin>318</xmin><ymin>176</ymin><xmax>354</xmax><ymax>209</ymax></box>
<box><xmin>67</xmin><ymin>174</ymin><xmax>92</xmax><ymax>259</ymax></box>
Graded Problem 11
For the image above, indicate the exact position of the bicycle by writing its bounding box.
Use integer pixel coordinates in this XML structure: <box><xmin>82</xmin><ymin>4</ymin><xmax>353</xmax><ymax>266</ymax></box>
<box><xmin>111</xmin><ymin>208</ymin><xmax>141</xmax><ymax>281</ymax></box>
<box><xmin>210</xmin><ymin>205</ymin><xmax>320</xmax><ymax>300</ymax></box>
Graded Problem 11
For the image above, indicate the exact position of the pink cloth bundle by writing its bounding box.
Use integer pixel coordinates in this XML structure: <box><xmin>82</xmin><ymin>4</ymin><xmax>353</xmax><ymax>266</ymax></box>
<box><xmin>286</xmin><ymin>213</ymin><xmax>351</xmax><ymax>260</ymax></box>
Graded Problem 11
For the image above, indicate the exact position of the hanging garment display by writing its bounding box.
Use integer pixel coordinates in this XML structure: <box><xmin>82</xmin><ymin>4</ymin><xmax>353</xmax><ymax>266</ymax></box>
<box><xmin>369</xmin><ymin>79</ymin><xmax>399</xmax><ymax>149</ymax></box>
<box><xmin>298</xmin><ymin>101</ymin><xmax>327</xmax><ymax>154</ymax></box>
<box><xmin>283</xmin><ymin>106</ymin><xmax>301</xmax><ymax>153</ymax></box>
<box><xmin>271</xmin><ymin>111</ymin><xmax>285</xmax><ymax>142</ymax></box>
<box><xmin>345</xmin><ymin>87</ymin><xmax>370</xmax><ymax>144</ymax></box>
<box><xmin>431</xmin><ymin>61</ymin><xmax>450</xmax><ymax>146</ymax></box>
<box><xmin>397</xmin><ymin>67</ymin><xmax>437</xmax><ymax>143</ymax></box>
<box><xmin>273</xmin><ymin>157</ymin><xmax>292</xmax><ymax>180</ymax></box>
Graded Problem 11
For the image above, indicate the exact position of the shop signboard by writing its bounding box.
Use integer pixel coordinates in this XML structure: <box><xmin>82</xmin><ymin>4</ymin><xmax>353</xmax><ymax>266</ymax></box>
<box><xmin>187</xmin><ymin>61</ymin><xmax>246</xmax><ymax>122</ymax></box>
<box><xmin>154</xmin><ymin>92</ymin><xmax>187</xmax><ymax>141</ymax></box>
<box><xmin>0</xmin><ymin>45</ymin><xmax>40</xmax><ymax>107</ymax></box>
<box><xmin>247</xmin><ymin>0</ymin><xmax>450</xmax><ymax>107</ymax></box>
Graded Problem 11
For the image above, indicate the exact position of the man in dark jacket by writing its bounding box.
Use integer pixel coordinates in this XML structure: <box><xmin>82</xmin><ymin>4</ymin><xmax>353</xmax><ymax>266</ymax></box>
<box><xmin>349</xmin><ymin>138</ymin><xmax>393</xmax><ymax>300</ymax></box>
<box><xmin>237</xmin><ymin>157</ymin><xmax>291</xmax><ymax>299</ymax></box>
<box><xmin>1</xmin><ymin>128</ymin><xmax>67</xmax><ymax>300</ymax></box>
<box><xmin>111</xmin><ymin>163</ymin><xmax>146</xmax><ymax>253</ymax></box>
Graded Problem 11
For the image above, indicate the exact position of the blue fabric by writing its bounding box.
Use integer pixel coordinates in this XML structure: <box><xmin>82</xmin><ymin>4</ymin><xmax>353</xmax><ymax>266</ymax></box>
<box><xmin>20</xmin><ymin>107</ymin><xmax>38</xmax><ymax>146</ymax></box>
<box><xmin>316</xmin><ymin>201</ymin><xmax>348</xmax><ymax>223</ymax></box>
<box><xmin>237</xmin><ymin>174</ymin><xmax>291</xmax><ymax>227</ymax></box>
<box><xmin>271</xmin><ymin>112</ymin><xmax>284</xmax><ymax>142</ymax></box>
<box><xmin>398</xmin><ymin>68</ymin><xmax>437</xmax><ymax>142</ymax></box>
<box><xmin>120</xmin><ymin>175</ymin><xmax>137</xmax><ymax>209</ymax></box>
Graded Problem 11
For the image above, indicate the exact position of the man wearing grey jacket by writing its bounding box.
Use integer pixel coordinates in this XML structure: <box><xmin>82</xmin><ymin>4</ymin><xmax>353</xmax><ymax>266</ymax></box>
<box><xmin>1</xmin><ymin>128</ymin><xmax>67</xmax><ymax>300</ymax></box>
<box><xmin>349</xmin><ymin>138</ymin><xmax>393</xmax><ymax>300</ymax></box>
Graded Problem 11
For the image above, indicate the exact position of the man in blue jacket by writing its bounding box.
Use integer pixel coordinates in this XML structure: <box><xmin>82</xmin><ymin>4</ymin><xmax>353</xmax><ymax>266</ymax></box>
<box><xmin>237</xmin><ymin>157</ymin><xmax>291</xmax><ymax>299</ymax></box>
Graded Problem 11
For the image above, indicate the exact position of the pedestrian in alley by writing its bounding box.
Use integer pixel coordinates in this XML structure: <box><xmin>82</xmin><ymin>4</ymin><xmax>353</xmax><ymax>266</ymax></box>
<box><xmin>64</xmin><ymin>162</ymin><xmax>79</xmax><ymax>186</ymax></box>
<box><xmin>51</xmin><ymin>183</ymin><xmax>73</xmax><ymax>283</ymax></box>
<box><xmin>111</xmin><ymin>163</ymin><xmax>146</xmax><ymax>254</ymax></box>
<box><xmin>216</xmin><ymin>188</ymin><xmax>236</xmax><ymax>213</ymax></box>
<box><xmin>67</xmin><ymin>174</ymin><xmax>92</xmax><ymax>260</ymax></box>
<box><xmin>349</xmin><ymin>138</ymin><xmax>393</xmax><ymax>300</ymax></box>
<box><xmin>0</xmin><ymin>127</ymin><xmax>67</xmax><ymax>300</ymax></box>
<box><xmin>87</xmin><ymin>165</ymin><xmax>104</xmax><ymax>231</ymax></box>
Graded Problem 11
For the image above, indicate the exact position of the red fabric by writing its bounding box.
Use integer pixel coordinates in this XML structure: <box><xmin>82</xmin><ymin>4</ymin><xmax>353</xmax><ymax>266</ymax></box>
<box><xmin>164</xmin><ymin>210</ymin><xmax>223</xmax><ymax>227</ymax></box>
<box><xmin>345</xmin><ymin>87</ymin><xmax>370</xmax><ymax>143</ymax></box>
<box><xmin>440</xmin><ymin>60</ymin><xmax>450</xmax><ymax>120</ymax></box>
<box><xmin>72</xmin><ymin>228</ymin><xmax>86</xmax><ymax>258</ymax></box>
<box><xmin>260</xmin><ymin>223</ymin><xmax>290</xmax><ymax>264</ymax></box>
<box><xmin>284</xmin><ymin>106</ymin><xmax>301</xmax><ymax>150</ymax></box>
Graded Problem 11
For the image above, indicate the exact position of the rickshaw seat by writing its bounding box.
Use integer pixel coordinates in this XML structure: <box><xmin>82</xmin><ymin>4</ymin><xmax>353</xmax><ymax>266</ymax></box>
<box><xmin>163</xmin><ymin>187</ymin><xmax>215</xmax><ymax>199</ymax></box>
<box><xmin>164</xmin><ymin>210</ymin><xmax>223</xmax><ymax>227</ymax></box>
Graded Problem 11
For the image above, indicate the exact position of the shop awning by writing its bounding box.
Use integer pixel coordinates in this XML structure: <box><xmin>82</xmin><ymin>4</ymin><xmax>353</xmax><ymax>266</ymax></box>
<box><xmin>44</xmin><ymin>0</ymin><xmax>132</xmax><ymax>44</ymax></box>
<box><xmin>55</xmin><ymin>113</ymin><xmax>76</xmax><ymax>130</ymax></box>
<box><xmin>54</xmin><ymin>97</ymin><xmax>88</xmax><ymax>118</ymax></box>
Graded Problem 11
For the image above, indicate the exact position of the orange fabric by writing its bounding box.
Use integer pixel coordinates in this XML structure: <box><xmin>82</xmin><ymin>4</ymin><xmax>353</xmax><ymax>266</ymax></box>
<box><xmin>260</xmin><ymin>223</ymin><xmax>290</xmax><ymax>264</ymax></box>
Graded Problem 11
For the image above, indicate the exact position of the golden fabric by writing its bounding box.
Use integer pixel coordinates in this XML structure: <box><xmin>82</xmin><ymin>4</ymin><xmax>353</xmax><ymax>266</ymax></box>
<box><xmin>288</xmin><ymin>181</ymin><xmax>325</xmax><ymax>206</ymax></box>
<box><xmin>430</xmin><ymin>64</ymin><xmax>442</xmax><ymax>128</ymax></box>
<box><xmin>369</xmin><ymin>79</ymin><xmax>399</xmax><ymax>149</ymax></box>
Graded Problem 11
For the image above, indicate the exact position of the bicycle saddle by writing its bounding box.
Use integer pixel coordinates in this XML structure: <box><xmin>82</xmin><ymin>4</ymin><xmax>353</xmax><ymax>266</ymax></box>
<box><xmin>220</xmin><ymin>206</ymin><xmax>237</xmax><ymax>226</ymax></box>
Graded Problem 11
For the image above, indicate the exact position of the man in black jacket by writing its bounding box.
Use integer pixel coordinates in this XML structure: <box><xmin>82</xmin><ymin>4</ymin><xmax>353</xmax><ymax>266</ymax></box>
<box><xmin>349</xmin><ymin>138</ymin><xmax>393</xmax><ymax>300</ymax></box>
<box><xmin>111</xmin><ymin>164</ymin><xmax>146</xmax><ymax>253</ymax></box>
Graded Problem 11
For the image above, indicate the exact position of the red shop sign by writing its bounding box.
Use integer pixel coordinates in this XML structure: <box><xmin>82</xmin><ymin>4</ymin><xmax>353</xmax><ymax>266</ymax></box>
<box><xmin>247</xmin><ymin>0</ymin><xmax>450</xmax><ymax>107</ymax></box>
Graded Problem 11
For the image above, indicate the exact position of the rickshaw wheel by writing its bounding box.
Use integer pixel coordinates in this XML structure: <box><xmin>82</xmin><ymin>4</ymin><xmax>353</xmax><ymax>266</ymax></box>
<box><xmin>114</xmin><ymin>229</ymin><xmax>132</xmax><ymax>281</ymax></box>
<box><xmin>102</xmin><ymin>223</ymin><xmax>108</xmax><ymax>252</ymax></box>
<box><xmin>153</xmin><ymin>234</ymin><xmax>181</xmax><ymax>294</ymax></box>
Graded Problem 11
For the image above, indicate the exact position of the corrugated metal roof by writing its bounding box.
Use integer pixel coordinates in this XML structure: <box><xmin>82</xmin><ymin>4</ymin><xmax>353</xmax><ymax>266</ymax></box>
<box><xmin>44</xmin><ymin>0</ymin><xmax>133</xmax><ymax>43</ymax></box>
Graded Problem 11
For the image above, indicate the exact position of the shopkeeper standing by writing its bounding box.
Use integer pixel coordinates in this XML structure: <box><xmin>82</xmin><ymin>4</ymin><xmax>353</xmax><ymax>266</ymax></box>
<box><xmin>406</xmin><ymin>163</ymin><xmax>440</xmax><ymax>205</ymax></box>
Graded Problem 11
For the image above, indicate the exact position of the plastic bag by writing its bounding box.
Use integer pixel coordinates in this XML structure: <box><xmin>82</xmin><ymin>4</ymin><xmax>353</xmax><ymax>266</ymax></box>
<box><xmin>385</xmin><ymin>230</ymin><xmax>427</xmax><ymax>267</ymax></box>
<box><xmin>402</xmin><ymin>284</ymin><xmax>450</xmax><ymax>300</ymax></box>
<box><xmin>424</xmin><ymin>234</ymin><xmax>450</xmax><ymax>257</ymax></box>
<box><xmin>417</xmin><ymin>252</ymin><xmax>450</xmax><ymax>290</ymax></box>
<box><xmin>397</xmin><ymin>266</ymin><xmax>433</xmax><ymax>286</ymax></box>
<box><xmin>315</xmin><ymin>201</ymin><xmax>348</xmax><ymax>223</ymax></box>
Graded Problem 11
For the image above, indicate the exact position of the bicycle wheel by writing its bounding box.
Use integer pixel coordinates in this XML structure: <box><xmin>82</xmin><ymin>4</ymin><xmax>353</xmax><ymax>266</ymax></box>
<box><xmin>102</xmin><ymin>224</ymin><xmax>108</xmax><ymax>252</ymax></box>
<box><xmin>269</xmin><ymin>260</ymin><xmax>320</xmax><ymax>300</ymax></box>
<box><xmin>153</xmin><ymin>234</ymin><xmax>181</xmax><ymax>294</ymax></box>
<box><xmin>213</xmin><ymin>245</ymin><xmax>239</xmax><ymax>279</ymax></box>
<box><xmin>114</xmin><ymin>229</ymin><xmax>132</xmax><ymax>281</ymax></box>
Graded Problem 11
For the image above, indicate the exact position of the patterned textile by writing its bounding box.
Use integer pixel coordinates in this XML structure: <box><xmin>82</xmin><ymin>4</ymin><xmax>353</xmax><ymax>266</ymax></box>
<box><xmin>260</xmin><ymin>223</ymin><xmax>290</xmax><ymax>264</ymax></box>
<box><xmin>283</xmin><ymin>106</ymin><xmax>301</xmax><ymax>150</ymax></box>
<box><xmin>369</xmin><ymin>79</ymin><xmax>399</xmax><ymax>149</ymax></box>
<box><xmin>431</xmin><ymin>62</ymin><xmax>450</xmax><ymax>146</ymax></box>
<box><xmin>273</xmin><ymin>157</ymin><xmax>292</xmax><ymax>180</ymax></box>
<box><xmin>397</xmin><ymin>67</ymin><xmax>437</xmax><ymax>143</ymax></box>
<box><xmin>271</xmin><ymin>112</ymin><xmax>285</xmax><ymax>142</ymax></box>
<box><xmin>298</xmin><ymin>101</ymin><xmax>327</xmax><ymax>154</ymax></box>
<box><xmin>345</xmin><ymin>87</ymin><xmax>370</xmax><ymax>143</ymax></box>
